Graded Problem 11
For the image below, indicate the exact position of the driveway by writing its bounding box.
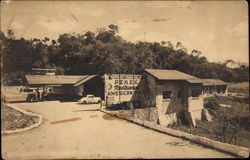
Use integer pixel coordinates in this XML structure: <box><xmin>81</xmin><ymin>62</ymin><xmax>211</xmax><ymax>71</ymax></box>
<box><xmin>2</xmin><ymin>101</ymin><xmax>234</xmax><ymax>159</ymax></box>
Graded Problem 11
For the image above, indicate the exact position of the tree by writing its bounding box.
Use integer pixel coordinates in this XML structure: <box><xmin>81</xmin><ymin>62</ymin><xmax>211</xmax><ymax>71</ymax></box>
<box><xmin>7</xmin><ymin>29</ymin><xmax>15</xmax><ymax>39</ymax></box>
<box><xmin>84</xmin><ymin>31</ymin><xmax>96</xmax><ymax>45</ymax></box>
<box><xmin>191</xmin><ymin>49</ymin><xmax>202</xmax><ymax>57</ymax></box>
<box><xmin>96</xmin><ymin>24</ymin><xmax>120</xmax><ymax>43</ymax></box>
<box><xmin>2</xmin><ymin>25</ymin><xmax>248</xmax><ymax>85</ymax></box>
<box><xmin>108</xmin><ymin>24</ymin><xmax>119</xmax><ymax>34</ymax></box>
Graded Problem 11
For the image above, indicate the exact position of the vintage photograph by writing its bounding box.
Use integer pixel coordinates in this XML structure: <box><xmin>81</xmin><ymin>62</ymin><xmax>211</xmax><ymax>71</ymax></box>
<box><xmin>1</xmin><ymin>0</ymin><xmax>249</xmax><ymax>159</ymax></box>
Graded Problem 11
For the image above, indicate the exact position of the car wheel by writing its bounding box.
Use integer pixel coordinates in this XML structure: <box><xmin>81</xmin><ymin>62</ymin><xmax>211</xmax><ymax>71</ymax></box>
<box><xmin>27</xmin><ymin>95</ymin><xmax>36</xmax><ymax>102</ymax></box>
<box><xmin>31</xmin><ymin>97</ymin><xmax>36</xmax><ymax>101</ymax></box>
<box><xmin>98</xmin><ymin>100</ymin><xmax>101</xmax><ymax>103</ymax></box>
<box><xmin>82</xmin><ymin>101</ymin><xmax>87</xmax><ymax>104</ymax></box>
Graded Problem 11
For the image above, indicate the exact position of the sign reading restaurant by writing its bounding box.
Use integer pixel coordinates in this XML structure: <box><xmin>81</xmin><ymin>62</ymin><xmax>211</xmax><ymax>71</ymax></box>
<box><xmin>104</xmin><ymin>74</ymin><xmax>143</xmax><ymax>104</ymax></box>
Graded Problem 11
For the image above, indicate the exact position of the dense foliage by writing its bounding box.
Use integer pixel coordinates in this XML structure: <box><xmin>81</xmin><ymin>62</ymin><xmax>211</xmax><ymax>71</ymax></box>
<box><xmin>1</xmin><ymin>25</ymin><xmax>249</xmax><ymax>85</ymax></box>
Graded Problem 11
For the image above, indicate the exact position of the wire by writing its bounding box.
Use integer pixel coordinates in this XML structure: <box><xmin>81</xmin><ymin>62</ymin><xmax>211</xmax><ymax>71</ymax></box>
<box><xmin>70</xmin><ymin>12</ymin><xmax>79</xmax><ymax>22</ymax></box>
<box><xmin>7</xmin><ymin>15</ymin><xmax>15</xmax><ymax>31</ymax></box>
<box><xmin>21</xmin><ymin>16</ymin><xmax>37</xmax><ymax>37</ymax></box>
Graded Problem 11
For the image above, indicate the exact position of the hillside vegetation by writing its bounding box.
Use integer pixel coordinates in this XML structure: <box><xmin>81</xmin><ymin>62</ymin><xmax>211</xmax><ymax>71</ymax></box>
<box><xmin>1</xmin><ymin>25</ymin><xmax>248</xmax><ymax>85</ymax></box>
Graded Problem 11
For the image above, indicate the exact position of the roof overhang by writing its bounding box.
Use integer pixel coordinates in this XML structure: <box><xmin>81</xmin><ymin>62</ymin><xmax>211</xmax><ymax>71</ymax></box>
<box><xmin>202</xmin><ymin>79</ymin><xmax>229</xmax><ymax>86</ymax></box>
<box><xmin>144</xmin><ymin>69</ymin><xmax>203</xmax><ymax>84</ymax></box>
<box><xmin>73</xmin><ymin>75</ymin><xmax>98</xmax><ymax>86</ymax></box>
<box><xmin>186</xmin><ymin>78</ymin><xmax>204</xmax><ymax>84</ymax></box>
<box><xmin>25</xmin><ymin>75</ymin><xmax>98</xmax><ymax>86</ymax></box>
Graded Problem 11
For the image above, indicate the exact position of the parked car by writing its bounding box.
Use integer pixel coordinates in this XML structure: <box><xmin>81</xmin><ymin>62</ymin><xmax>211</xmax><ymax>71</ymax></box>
<box><xmin>19</xmin><ymin>87</ymin><xmax>38</xmax><ymax>102</ymax></box>
<box><xmin>78</xmin><ymin>94</ymin><xmax>102</xmax><ymax>104</ymax></box>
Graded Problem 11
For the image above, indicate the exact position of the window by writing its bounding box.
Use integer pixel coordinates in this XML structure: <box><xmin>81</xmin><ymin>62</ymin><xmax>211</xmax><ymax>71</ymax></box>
<box><xmin>23</xmin><ymin>88</ymin><xmax>33</xmax><ymax>92</ymax></box>
<box><xmin>192</xmin><ymin>89</ymin><xmax>202</xmax><ymax>97</ymax></box>
<box><xmin>162</xmin><ymin>91</ymin><xmax>172</xmax><ymax>99</ymax></box>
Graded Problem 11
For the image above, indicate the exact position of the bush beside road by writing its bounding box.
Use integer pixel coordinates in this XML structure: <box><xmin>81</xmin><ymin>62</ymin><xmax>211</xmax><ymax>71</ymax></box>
<box><xmin>171</xmin><ymin>96</ymin><xmax>250</xmax><ymax>149</ymax></box>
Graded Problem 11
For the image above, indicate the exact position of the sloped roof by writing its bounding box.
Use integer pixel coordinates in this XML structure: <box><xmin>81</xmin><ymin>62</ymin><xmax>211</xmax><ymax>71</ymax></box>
<box><xmin>25</xmin><ymin>75</ymin><xmax>88</xmax><ymax>85</ymax></box>
<box><xmin>73</xmin><ymin>75</ymin><xmax>98</xmax><ymax>86</ymax></box>
<box><xmin>202</xmin><ymin>79</ymin><xmax>229</xmax><ymax>86</ymax></box>
<box><xmin>144</xmin><ymin>69</ymin><xmax>203</xmax><ymax>84</ymax></box>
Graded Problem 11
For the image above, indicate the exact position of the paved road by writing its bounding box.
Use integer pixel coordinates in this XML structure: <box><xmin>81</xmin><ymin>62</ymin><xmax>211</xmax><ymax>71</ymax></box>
<box><xmin>2</xmin><ymin>101</ymin><xmax>234</xmax><ymax>159</ymax></box>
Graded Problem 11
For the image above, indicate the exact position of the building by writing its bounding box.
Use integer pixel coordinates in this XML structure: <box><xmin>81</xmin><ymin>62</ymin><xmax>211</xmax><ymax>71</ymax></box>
<box><xmin>24</xmin><ymin>74</ymin><xmax>104</xmax><ymax>100</ymax></box>
<box><xmin>202</xmin><ymin>79</ymin><xmax>229</xmax><ymax>97</ymax></box>
<box><xmin>31</xmin><ymin>68</ymin><xmax>56</xmax><ymax>75</ymax></box>
<box><xmin>135</xmin><ymin>69</ymin><xmax>205</xmax><ymax>127</ymax></box>
<box><xmin>25</xmin><ymin>69</ymin><xmax>209</xmax><ymax>127</ymax></box>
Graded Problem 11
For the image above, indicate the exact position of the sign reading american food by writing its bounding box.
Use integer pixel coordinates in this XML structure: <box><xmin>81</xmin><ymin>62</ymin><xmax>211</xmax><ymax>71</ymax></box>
<box><xmin>104</xmin><ymin>74</ymin><xmax>143</xmax><ymax>103</ymax></box>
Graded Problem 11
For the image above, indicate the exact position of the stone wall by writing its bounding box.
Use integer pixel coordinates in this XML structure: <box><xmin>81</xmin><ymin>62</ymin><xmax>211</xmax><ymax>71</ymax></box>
<box><xmin>119</xmin><ymin>107</ymin><xmax>159</xmax><ymax>124</ymax></box>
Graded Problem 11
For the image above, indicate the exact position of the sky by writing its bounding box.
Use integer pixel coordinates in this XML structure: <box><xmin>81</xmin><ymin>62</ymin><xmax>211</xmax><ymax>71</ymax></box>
<box><xmin>1</xmin><ymin>0</ymin><xmax>249</xmax><ymax>64</ymax></box>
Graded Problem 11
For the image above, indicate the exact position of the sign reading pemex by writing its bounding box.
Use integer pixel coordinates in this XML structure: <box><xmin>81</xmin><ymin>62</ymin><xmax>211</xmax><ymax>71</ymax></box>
<box><xmin>104</xmin><ymin>74</ymin><xmax>143</xmax><ymax>104</ymax></box>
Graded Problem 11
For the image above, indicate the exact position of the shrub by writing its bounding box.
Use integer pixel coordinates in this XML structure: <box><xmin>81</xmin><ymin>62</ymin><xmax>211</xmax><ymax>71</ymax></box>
<box><xmin>204</xmin><ymin>97</ymin><xmax>220</xmax><ymax>110</ymax></box>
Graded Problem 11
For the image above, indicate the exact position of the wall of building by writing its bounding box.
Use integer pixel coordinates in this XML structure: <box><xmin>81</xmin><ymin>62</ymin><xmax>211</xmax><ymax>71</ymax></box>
<box><xmin>155</xmin><ymin>80</ymin><xmax>189</xmax><ymax>126</ymax></box>
<box><xmin>136</xmin><ymin>73</ymin><xmax>189</xmax><ymax>126</ymax></box>
<box><xmin>75</xmin><ymin>84</ymin><xmax>84</xmax><ymax>97</ymax></box>
<box><xmin>141</xmin><ymin>73</ymin><xmax>158</xmax><ymax>107</ymax></box>
<box><xmin>61</xmin><ymin>85</ymin><xmax>75</xmax><ymax>95</ymax></box>
<box><xmin>187</xmin><ymin>84</ymin><xmax>204</xmax><ymax>122</ymax></box>
<box><xmin>156</xmin><ymin>80</ymin><xmax>186</xmax><ymax>114</ymax></box>
<box><xmin>187</xmin><ymin>84</ymin><xmax>204</xmax><ymax>112</ymax></box>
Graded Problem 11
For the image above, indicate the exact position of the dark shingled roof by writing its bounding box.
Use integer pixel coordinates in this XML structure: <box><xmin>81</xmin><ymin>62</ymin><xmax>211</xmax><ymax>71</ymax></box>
<box><xmin>202</xmin><ymin>79</ymin><xmax>229</xmax><ymax>86</ymax></box>
<box><xmin>25</xmin><ymin>75</ymin><xmax>97</xmax><ymax>85</ymax></box>
<box><xmin>144</xmin><ymin>69</ymin><xmax>203</xmax><ymax>84</ymax></box>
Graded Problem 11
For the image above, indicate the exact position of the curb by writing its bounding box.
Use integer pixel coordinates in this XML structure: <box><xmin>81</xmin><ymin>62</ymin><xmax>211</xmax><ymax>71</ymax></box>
<box><xmin>2</xmin><ymin>103</ymin><xmax>43</xmax><ymax>135</ymax></box>
<box><xmin>100</xmin><ymin>109</ymin><xmax>250</xmax><ymax>158</ymax></box>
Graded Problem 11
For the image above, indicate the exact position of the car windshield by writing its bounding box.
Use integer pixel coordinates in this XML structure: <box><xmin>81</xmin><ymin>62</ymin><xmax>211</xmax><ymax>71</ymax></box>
<box><xmin>23</xmin><ymin>89</ymin><xmax>34</xmax><ymax>92</ymax></box>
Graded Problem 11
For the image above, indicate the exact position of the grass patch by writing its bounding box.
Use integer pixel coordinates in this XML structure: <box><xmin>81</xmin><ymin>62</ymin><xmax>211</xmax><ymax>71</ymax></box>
<box><xmin>171</xmin><ymin>96</ymin><xmax>250</xmax><ymax>148</ymax></box>
<box><xmin>1</xmin><ymin>104</ymin><xmax>39</xmax><ymax>131</ymax></box>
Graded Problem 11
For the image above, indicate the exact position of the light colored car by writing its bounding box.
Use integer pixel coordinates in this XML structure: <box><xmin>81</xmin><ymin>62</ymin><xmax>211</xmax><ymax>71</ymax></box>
<box><xmin>2</xmin><ymin>86</ymin><xmax>37</xmax><ymax>102</ymax></box>
<box><xmin>19</xmin><ymin>87</ymin><xmax>38</xmax><ymax>101</ymax></box>
<box><xmin>78</xmin><ymin>94</ymin><xmax>102</xmax><ymax>104</ymax></box>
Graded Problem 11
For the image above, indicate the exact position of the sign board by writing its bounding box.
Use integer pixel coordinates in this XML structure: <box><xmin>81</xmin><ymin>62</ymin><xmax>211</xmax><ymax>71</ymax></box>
<box><xmin>104</xmin><ymin>74</ymin><xmax>143</xmax><ymax>104</ymax></box>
